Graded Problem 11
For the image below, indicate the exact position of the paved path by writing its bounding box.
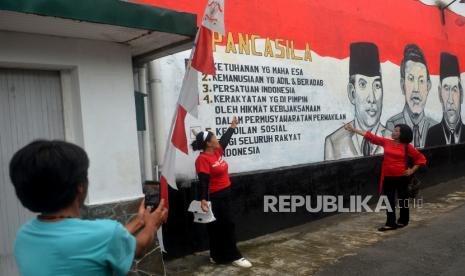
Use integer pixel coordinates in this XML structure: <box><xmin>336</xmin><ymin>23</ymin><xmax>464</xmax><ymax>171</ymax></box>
<box><xmin>317</xmin><ymin>203</ymin><xmax>465</xmax><ymax>276</ymax></box>
<box><xmin>166</xmin><ymin>177</ymin><xmax>465</xmax><ymax>275</ymax></box>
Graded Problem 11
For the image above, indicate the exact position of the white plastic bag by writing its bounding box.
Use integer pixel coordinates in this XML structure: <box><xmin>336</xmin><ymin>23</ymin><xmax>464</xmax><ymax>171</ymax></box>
<box><xmin>188</xmin><ymin>200</ymin><xmax>216</xmax><ymax>223</ymax></box>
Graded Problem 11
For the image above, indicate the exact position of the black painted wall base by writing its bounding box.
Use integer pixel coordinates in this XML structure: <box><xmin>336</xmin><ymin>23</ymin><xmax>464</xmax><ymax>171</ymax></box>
<box><xmin>163</xmin><ymin>144</ymin><xmax>465</xmax><ymax>258</ymax></box>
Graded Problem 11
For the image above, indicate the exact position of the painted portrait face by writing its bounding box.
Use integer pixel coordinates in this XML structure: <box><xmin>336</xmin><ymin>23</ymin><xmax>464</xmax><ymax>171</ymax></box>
<box><xmin>439</xmin><ymin>76</ymin><xmax>462</xmax><ymax>127</ymax></box>
<box><xmin>348</xmin><ymin>74</ymin><xmax>383</xmax><ymax>129</ymax></box>
<box><xmin>403</xmin><ymin>60</ymin><xmax>430</xmax><ymax>115</ymax></box>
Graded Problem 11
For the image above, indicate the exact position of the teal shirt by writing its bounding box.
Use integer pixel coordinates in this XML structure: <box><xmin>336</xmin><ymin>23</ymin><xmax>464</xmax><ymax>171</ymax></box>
<box><xmin>14</xmin><ymin>218</ymin><xmax>136</xmax><ymax>276</ymax></box>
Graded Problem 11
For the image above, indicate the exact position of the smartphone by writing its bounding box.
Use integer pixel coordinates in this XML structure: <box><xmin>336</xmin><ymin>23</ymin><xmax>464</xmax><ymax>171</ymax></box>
<box><xmin>143</xmin><ymin>181</ymin><xmax>160</xmax><ymax>211</ymax></box>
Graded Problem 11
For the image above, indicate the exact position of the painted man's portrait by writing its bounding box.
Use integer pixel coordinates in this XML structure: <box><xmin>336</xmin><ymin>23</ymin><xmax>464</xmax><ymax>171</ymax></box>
<box><xmin>386</xmin><ymin>44</ymin><xmax>437</xmax><ymax>148</ymax></box>
<box><xmin>325</xmin><ymin>42</ymin><xmax>391</xmax><ymax>160</ymax></box>
<box><xmin>425</xmin><ymin>52</ymin><xmax>464</xmax><ymax>146</ymax></box>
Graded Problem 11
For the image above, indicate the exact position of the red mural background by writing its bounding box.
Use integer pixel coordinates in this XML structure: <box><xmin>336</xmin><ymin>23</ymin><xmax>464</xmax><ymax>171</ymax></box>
<box><xmin>131</xmin><ymin>0</ymin><xmax>465</xmax><ymax>74</ymax></box>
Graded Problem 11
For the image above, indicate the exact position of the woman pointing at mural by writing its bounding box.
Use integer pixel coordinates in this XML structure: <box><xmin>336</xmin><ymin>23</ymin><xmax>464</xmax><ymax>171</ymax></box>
<box><xmin>191</xmin><ymin>116</ymin><xmax>253</xmax><ymax>268</ymax></box>
<box><xmin>344</xmin><ymin>122</ymin><xmax>426</xmax><ymax>231</ymax></box>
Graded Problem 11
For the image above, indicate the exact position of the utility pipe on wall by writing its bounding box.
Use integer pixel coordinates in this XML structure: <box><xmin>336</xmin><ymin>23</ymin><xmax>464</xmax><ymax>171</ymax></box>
<box><xmin>138</xmin><ymin>65</ymin><xmax>154</xmax><ymax>182</ymax></box>
<box><xmin>148</xmin><ymin>60</ymin><xmax>167</xmax><ymax>180</ymax></box>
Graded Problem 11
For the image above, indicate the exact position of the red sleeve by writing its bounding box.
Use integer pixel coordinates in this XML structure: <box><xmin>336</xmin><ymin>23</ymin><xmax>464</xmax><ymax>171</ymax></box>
<box><xmin>407</xmin><ymin>144</ymin><xmax>427</xmax><ymax>166</ymax></box>
<box><xmin>195</xmin><ymin>156</ymin><xmax>210</xmax><ymax>174</ymax></box>
<box><xmin>364</xmin><ymin>131</ymin><xmax>386</xmax><ymax>146</ymax></box>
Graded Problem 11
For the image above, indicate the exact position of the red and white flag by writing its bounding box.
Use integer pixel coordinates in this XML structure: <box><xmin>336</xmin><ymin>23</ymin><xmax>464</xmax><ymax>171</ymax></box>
<box><xmin>157</xmin><ymin>0</ymin><xmax>225</xmax><ymax>251</ymax></box>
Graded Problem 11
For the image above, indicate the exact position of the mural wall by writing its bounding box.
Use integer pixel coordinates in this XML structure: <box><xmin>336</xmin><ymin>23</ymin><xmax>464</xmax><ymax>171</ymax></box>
<box><xmin>143</xmin><ymin>0</ymin><xmax>465</xmax><ymax>179</ymax></box>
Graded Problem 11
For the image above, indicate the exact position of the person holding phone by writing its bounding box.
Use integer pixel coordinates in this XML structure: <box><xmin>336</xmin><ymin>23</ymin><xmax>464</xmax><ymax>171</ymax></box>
<box><xmin>10</xmin><ymin>140</ymin><xmax>168</xmax><ymax>276</ymax></box>
<box><xmin>191</xmin><ymin>117</ymin><xmax>252</xmax><ymax>268</ymax></box>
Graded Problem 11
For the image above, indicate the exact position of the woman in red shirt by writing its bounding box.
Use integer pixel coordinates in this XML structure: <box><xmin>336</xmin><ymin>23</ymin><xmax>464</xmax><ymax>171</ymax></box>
<box><xmin>191</xmin><ymin>117</ymin><xmax>252</xmax><ymax>268</ymax></box>
<box><xmin>345</xmin><ymin>122</ymin><xmax>427</xmax><ymax>231</ymax></box>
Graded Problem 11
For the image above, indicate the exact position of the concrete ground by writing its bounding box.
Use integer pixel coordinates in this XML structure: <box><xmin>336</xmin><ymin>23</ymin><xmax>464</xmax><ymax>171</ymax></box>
<box><xmin>165</xmin><ymin>177</ymin><xmax>465</xmax><ymax>276</ymax></box>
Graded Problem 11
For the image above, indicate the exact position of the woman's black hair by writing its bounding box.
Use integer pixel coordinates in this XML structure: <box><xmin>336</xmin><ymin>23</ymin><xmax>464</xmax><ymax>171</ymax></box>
<box><xmin>191</xmin><ymin>131</ymin><xmax>213</xmax><ymax>151</ymax></box>
<box><xmin>394</xmin><ymin>124</ymin><xmax>414</xmax><ymax>144</ymax></box>
<box><xmin>9</xmin><ymin>140</ymin><xmax>89</xmax><ymax>213</ymax></box>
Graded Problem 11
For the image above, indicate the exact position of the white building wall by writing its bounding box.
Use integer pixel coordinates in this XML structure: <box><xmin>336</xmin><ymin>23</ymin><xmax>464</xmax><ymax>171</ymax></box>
<box><xmin>0</xmin><ymin>31</ymin><xmax>143</xmax><ymax>205</ymax></box>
